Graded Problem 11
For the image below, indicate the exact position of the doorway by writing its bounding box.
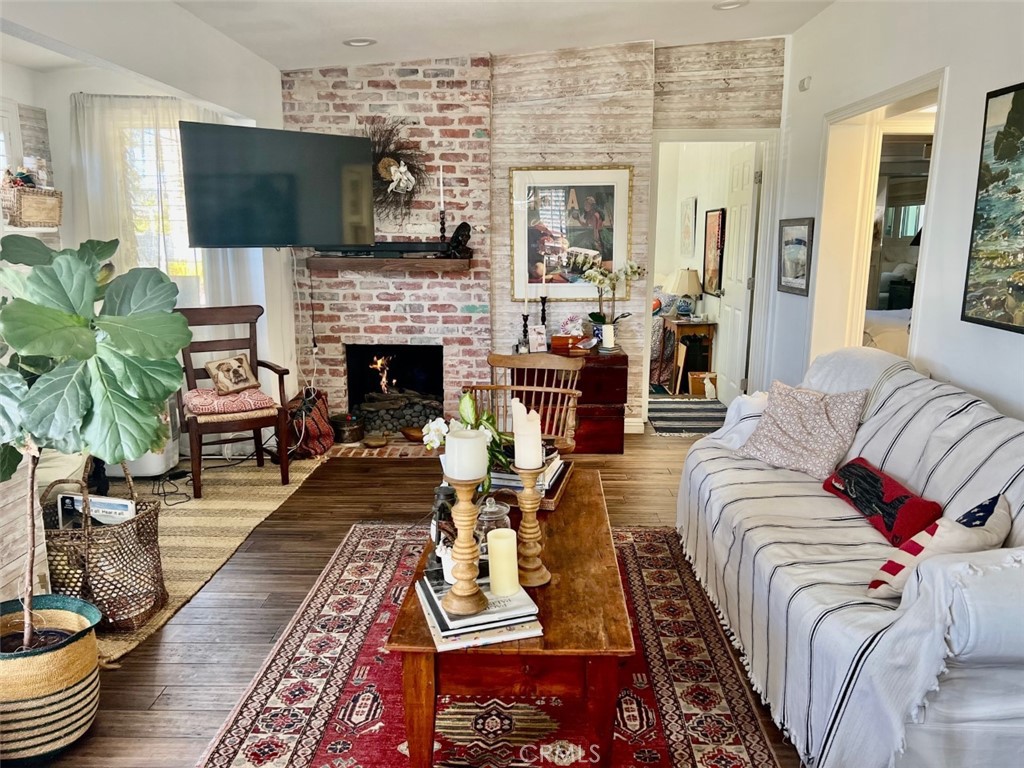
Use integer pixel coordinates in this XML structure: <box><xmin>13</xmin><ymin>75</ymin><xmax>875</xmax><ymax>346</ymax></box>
<box><xmin>810</xmin><ymin>78</ymin><xmax>940</xmax><ymax>363</ymax></box>
<box><xmin>645</xmin><ymin>133</ymin><xmax>774</xmax><ymax>412</ymax></box>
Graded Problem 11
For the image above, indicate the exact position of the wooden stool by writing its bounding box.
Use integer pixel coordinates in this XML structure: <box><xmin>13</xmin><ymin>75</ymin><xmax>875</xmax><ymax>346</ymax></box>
<box><xmin>673</xmin><ymin>341</ymin><xmax>688</xmax><ymax>395</ymax></box>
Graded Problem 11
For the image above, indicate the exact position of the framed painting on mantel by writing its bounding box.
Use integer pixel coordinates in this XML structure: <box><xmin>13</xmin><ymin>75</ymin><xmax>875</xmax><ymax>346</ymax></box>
<box><xmin>961</xmin><ymin>80</ymin><xmax>1024</xmax><ymax>335</ymax></box>
<box><xmin>510</xmin><ymin>166</ymin><xmax>633</xmax><ymax>302</ymax></box>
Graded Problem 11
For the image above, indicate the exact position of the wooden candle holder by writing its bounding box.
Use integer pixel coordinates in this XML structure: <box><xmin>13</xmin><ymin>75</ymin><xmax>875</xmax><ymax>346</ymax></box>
<box><xmin>440</xmin><ymin>476</ymin><xmax>489</xmax><ymax>616</ymax></box>
<box><xmin>512</xmin><ymin>465</ymin><xmax>551</xmax><ymax>587</ymax></box>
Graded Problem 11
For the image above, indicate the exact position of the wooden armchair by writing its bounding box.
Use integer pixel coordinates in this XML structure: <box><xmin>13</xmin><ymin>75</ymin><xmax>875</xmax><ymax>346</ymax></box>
<box><xmin>463</xmin><ymin>352</ymin><xmax>584</xmax><ymax>453</ymax></box>
<box><xmin>175</xmin><ymin>306</ymin><xmax>290</xmax><ymax>498</ymax></box>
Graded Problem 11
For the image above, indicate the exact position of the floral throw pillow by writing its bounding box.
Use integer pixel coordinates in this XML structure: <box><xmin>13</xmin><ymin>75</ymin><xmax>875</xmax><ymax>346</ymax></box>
<box><xmin>737</xmin><ymin>381</ymin><xmax>866</xmax><ymax>480</ymax></box>
<box><xmin>204</xmin><ymin>354</ymin><xmax>260</xmax><ymax>395</ymax></box>
<box><xmin>867</xmin><ymin>494</ymin><xmax>1011</xmax><ymax>597</ymax></box>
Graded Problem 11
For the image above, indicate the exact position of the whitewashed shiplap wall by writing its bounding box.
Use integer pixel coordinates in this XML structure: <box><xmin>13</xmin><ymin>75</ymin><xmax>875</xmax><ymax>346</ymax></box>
<box><xmin>490</xmin><ymin>42</ymin><xmax>656</xmax><ymax>421</ymax></box>
<box><xmin>654</xmin><ymin>38</ymin><xmax>786</xmax><ymax>129</ymax></box>
<box><xmin>0</xmin><ymin>461</ymin><xmax>50</xmax><ymax>604</ymax></box>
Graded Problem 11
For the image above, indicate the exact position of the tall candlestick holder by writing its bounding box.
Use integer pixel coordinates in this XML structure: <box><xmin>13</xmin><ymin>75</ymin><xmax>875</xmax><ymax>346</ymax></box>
<box><xmin>512</xmin><ymin>465</ymin><xmax>551</xmax><ymax>587</ymax></box>
<box><xmin>540</xmin><ymin>296</ymin><xmax>547</xmax><ymax>327</ymax></box>
<box><xmin>521</xmin><ymin>313</ymin><xmax>530</xmax><ymax>346</ymax></box>
<box><xmin>440</xmin><ymin>475</ymin><xmax>489</xmax><ymax>616</ymax></box>
<box><xmin>439</xmin><ymin>208</ymin><xmax>447</xmax><ymax>242</ymax></box>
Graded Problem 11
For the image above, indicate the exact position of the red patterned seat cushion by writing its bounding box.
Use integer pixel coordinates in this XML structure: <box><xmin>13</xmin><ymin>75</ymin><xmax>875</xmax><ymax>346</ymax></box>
<box><xmin>184</xmin><ymin>387</ymin><xmax>276</xmax><ymax>415</ymax></box>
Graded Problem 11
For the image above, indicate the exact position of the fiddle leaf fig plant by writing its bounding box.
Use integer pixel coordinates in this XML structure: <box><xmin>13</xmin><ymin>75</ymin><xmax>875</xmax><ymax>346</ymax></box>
<box><xmin>0</xmin><ymin>233</ymin><xmax>192</xmax><ymax>648</ymax></box>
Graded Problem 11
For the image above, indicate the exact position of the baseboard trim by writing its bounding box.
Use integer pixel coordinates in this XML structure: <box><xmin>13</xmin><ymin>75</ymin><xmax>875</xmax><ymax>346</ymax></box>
<box><xmin>624</xmin><ymin>417</ymin><xmax>644</xmax><ymax>434</ymax></box>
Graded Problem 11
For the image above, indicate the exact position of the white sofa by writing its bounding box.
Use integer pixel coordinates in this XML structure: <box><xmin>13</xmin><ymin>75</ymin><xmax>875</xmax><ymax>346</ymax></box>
<box><xmin>677</xmin><ymin>348</ymin><xmax>1024</xmax><ymax>768</ymax></box>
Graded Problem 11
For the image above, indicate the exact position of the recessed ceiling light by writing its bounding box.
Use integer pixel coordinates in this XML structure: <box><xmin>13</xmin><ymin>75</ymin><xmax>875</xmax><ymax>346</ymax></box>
<box><xmin>713</xmin><ymin>1</ymin><xmax>749</xmax><ymax>9</ymax></box>
<box><xmin>343</xmin><ymin>38</ymin><xmax>377</xmax><ymax>48</ymax></box>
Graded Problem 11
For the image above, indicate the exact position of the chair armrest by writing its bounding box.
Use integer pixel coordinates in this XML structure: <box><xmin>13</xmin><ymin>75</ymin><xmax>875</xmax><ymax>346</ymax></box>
<box><xmin>913</xmin><ymin>548</ymin><xmax>1024</xmax><ymax>664</ymax></box>
<box><xmin>256</xmin><ymin>359</ymin><xmax>290</xmax><ymax>404</ymax></box>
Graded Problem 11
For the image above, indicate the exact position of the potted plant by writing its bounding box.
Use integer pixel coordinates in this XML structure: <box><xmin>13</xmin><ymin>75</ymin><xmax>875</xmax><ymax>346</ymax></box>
<box><xmin>0</xmin><ymin>234</ymin><xmax>192</xmax><ymax>762</ymax></box>
<box><xmin>568</xmin><ymin>252</ymin><xmax>645</xmax><ymax>348</ymax></box>
<box><xmin>422</xmin><ymin>391</ymin><xmax>513</xmax><ymax>493</ymax></box>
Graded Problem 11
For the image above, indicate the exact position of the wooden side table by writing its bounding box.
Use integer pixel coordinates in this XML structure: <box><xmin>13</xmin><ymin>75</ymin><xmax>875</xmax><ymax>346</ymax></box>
<box><xmin>658</xmin><ymin>318</ymin><xmax>716</xmax><ymax>390</ymax></box>
<box><xmin>551</xmin><ymin>348</ymin><xmax>627</xmax><ymax>453</ymax></box>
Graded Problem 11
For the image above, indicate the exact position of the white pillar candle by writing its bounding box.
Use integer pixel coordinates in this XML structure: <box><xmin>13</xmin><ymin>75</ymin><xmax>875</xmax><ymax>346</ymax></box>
<box><xmin>438</xmin><ymin>166</ymin><xmax>445</xmax><ymax>209</ymax></box>
<box><xmin>511</xmin><ymin>397</ymin><xmax>543</xmax><ymax>469</ymax></box>
<box><xmin>445</xmin><ymin>429</ymin><xmax>489</xmax><ymax>480</ymax></box>
<box><xmin>487</xmin><ymin>529</ymin><xmax>519</xmax><ymax>597</ymax></box>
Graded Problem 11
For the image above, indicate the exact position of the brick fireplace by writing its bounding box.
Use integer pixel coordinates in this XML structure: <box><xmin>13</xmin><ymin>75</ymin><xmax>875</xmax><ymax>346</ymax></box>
<box><xmin>346</xmin><ymin>343</ymin><xmax>444</xmax><ymax>433</ymax></box>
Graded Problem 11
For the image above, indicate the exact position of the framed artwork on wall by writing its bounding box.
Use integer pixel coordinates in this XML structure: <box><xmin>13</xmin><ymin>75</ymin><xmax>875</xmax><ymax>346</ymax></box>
<box><xmin>510</xmin><ymin>165</ymin><xmax>633</xmax><ymax>302</ymax></box>
<box><xmin>703</xmin><ymin>208</ymin><xmax>726</xmax><ymax>296</ymax></box>
<box><xmin>777</xmin><ymin>217</ymin><xmax>815</xmax><ymax>296</ymax></box>
<box><xmin>961</xmin><ymin>80</ymin><xmax>1024</xmax><ymax>335</ymax></box>
<box><xmin>679</xmin><ymin>196</ymin><xmax>697</xmax><ymax>259</ymax></box>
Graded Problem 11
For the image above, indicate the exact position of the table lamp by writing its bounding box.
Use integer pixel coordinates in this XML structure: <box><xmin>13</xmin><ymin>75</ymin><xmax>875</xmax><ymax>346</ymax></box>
<box><xmin>667</xmin><ymin>268</ymin><xmax>703</xmax><ymax>317</ymax></box>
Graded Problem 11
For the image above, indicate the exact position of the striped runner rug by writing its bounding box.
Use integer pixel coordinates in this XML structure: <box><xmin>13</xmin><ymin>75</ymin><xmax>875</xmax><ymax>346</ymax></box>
<box><xmin>648</xmin><ymin>398</ymin><xmax>728</xmax><ymax>436</ymax></box>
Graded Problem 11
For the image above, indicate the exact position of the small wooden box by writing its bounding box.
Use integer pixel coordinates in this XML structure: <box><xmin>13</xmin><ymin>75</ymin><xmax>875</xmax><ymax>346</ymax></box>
<box><xmin>688</xmin><ymin>372</ymin><xmax>718</xmax><ymax>399</ymax></box>
<box><xmin>1</xmin><ymin>187</ymin><xmax>63</xmax><ymax>228</ymax></box>
<box><xmin>550</xmin><ymin>334</ymin><xmax>586</xmax><ymax>350</ymax></box>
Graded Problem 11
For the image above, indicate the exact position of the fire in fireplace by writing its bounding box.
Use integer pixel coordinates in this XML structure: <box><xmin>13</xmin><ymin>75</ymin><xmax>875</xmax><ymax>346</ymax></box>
<box><xmin>345</xmin><ymin>344</ymin><xmax>444</xmax><ymax>435</ymax></box>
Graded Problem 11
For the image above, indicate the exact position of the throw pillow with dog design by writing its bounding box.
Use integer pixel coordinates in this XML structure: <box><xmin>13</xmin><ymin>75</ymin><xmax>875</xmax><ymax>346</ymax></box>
<box><xmin>204</xmin><ymin>354</ymin><xmax>260</xmax><ymax>395</ymax></box>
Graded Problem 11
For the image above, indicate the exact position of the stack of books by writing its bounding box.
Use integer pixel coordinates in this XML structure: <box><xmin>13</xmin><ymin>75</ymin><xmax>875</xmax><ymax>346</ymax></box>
<box><xmin>415</xmin><ymin>571</ymin><xmax>543</xmax><ymax>651</ymax></box>
<box><xmin>489</xmin><ymin>453</ymin><xmax>565</xmax><ymax>492</ymax></box>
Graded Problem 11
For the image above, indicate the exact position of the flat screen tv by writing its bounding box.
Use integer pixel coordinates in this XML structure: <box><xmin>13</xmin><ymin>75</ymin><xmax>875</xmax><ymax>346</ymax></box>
<box><xmin>179</xmin><ymin>121</ymin><xmax>375</xmax><ymax>249</ymax></box>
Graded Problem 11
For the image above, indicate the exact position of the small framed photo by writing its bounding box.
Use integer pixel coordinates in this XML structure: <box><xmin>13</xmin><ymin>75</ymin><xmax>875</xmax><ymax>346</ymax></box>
<box><xmin>777</xmin><ymin>217</ymin><xmax>815</xmax><ymax>296</ymax></box>
<box><xmin>703</xmin><ymin>208</ymin><xmax>726</xmax><ymax>296</ymax></box>
<box><xmin>527</xmin><ymin>325</ymin><xmax>548</xmax><ymax>352</ymax></box>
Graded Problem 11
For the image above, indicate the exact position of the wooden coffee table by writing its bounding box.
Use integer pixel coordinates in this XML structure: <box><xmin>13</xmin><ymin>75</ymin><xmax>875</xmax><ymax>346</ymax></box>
<box><xmin>386</xmin><ymin>468</ymin><xmax>634</xmax><ymax>767</ymax></box>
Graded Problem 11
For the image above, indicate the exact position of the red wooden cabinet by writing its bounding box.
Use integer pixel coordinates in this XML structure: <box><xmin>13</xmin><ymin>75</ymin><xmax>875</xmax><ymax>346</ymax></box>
<box><xmin>556</xmin><ymin>349</ymin><xmax>628</xmax><ymax>454</ymax></box>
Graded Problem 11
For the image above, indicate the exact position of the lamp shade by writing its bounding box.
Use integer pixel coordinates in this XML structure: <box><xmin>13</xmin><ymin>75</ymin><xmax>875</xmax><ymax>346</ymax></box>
<box><xmin>666</xmin><ymin>268</ymin><xmax>703</xmax><ymax>297</ymax></box>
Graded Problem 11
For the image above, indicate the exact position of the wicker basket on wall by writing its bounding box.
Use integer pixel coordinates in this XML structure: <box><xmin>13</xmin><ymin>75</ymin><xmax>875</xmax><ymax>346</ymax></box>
<box><xmin>0</xmin><ymin>187</ymin><xmax>63</xmax><ymax>228</ymax></box>
<box><xmin>42</xmin><ymin>466</ymin><xmax>167</xmax><ymax>633</ymax></box>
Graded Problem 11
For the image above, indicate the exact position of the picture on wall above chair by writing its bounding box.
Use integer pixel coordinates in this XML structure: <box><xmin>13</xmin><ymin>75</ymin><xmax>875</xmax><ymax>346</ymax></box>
<box><xmin>961</xmin><ymin>80</ymin><xmax>1024</xmax><ymax>335</ymax></box>
<box><xmin>703</xmin><ymin>207</ymin><xmax>726</xmax><ymax>295</ymax></box>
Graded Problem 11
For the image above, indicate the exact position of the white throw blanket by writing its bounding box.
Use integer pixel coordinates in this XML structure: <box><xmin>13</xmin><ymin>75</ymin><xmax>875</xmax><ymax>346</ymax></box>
<box><xmin>679</xmin><ymin>362</ymin><xmax>1024</xmax><ymax>768</ymax></box>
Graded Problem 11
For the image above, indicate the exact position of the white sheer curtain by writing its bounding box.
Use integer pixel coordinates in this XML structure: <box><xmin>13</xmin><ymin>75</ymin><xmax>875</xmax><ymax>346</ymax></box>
<box><xmin>69</xmin><ymin>93</ymin><xmax>263</xmax><ymax>310</ymax></box>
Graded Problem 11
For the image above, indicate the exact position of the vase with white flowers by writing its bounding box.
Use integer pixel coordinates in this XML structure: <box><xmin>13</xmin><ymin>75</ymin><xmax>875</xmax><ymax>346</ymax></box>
<box><xmin>568</xmin><ymin>252</ymin><xmax>646</xmax><ymax>348</ymax></box>
<box><xmin>422</xmin><ymin>391</ymin><xmax>512</xmax><ymax>492</ymax></box>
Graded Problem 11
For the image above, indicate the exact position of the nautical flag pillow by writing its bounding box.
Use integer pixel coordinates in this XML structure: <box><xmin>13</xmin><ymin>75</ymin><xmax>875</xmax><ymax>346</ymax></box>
<box><xmin>824</xmin><ymin>458</ymin><xmax>942</xmax><ymax>545</ymax></box>
<box><xmin>867</xmin><ymin>494</ymin><xmax>1012</xmax><ymax>598</ymax></box>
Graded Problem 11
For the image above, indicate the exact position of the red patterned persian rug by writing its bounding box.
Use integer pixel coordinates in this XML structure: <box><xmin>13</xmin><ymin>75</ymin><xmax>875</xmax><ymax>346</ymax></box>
<box><xmin>198</xmin><ymin>525</ymin><xmax>780</xmax><ymax>768</ymax></box>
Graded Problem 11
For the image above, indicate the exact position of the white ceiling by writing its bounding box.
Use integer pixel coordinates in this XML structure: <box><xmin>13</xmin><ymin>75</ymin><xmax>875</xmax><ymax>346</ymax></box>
<box><xmin>0</xmin><ymin>1</ymin><xmax>831</xmax><ymax>78</ymax></box>
<box><xmin>176</xmin><ymin>0</ymin><xmax>831</xmax><ymax>71</ymax></box>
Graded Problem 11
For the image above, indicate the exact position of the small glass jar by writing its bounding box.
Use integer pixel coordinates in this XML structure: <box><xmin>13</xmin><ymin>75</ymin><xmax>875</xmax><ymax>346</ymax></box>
<box><xmin>475</xmin><ymin>496</ymin><xmax>511</xmax><ymax>556</ymax></box>
<box><xmin>429</xmin><ymin>485</ymin><xmax>456</xmax><ymax>545</ymax></box>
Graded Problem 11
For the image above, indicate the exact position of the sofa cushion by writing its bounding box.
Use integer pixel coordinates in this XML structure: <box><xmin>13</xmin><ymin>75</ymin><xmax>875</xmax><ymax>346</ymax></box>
<box><xmin>824</xmin><ymin>458</ymin><xmax>942</xmax><ymax>545</ymax></box>
<box><xmin>184</xmin><ymin>387</ymin><xmax>276</xmax><ymax>415</ymax></box>
<box><xmin>738</xmin><ymin>381</ymin><xmax>865</xmax><ymax>480</ymax></box>
<box><xmin>204</xmin><ymin>353</ymin><xmax>260</xmax><ymax>395</ymax></box>
<box><xmin>867</xmin><ymin>494</ymin><xmax>1011</xmax><ymax>597</ymax></box>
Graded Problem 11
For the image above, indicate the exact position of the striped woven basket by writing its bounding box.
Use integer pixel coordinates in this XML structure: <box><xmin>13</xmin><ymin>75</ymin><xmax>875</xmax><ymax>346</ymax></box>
<box><xmin>0</xmin><ymin>594</ymin><xmax>102</xmax><ymax>762</ymax></box>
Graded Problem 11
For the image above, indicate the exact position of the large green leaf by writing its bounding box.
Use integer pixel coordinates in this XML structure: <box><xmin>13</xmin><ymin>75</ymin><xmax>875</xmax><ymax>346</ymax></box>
<box><xmin>0</xmin><ymin>444</ymin><xmax>23</xmax><ymax>483</ymax></box>
<box><xmin>25</xmin><ymin>253</ymin><xmax>97</xmax><ymax>317</ymax></box>
<box><xmin>8</xmin><ymin>353</ymin><xmax>57</xmax><ymax>382</ymax></box>
<box><xmin>19</xmin><ymin>360</ymin><xmax>91</xmax><ymax>451</ymax></box>
<box><xmin>77</xmin><ymin>239</ymin><xmax>119</xmax><ymax>267</ymax></box>
<box><xmin>101</xmin><ymin>268</ymin><xmax>179</xmax><ymax>316</ymax></box>
<box><xmin>81</xmin><ymin>358</ymin><xmax>163</xmax><ymax>464</ymax></box>
<box><xmin>94</xmin><ymin>312</ymin><xmax>191</xmax><ymax>360</ymax></box>
<box><xmin>0</xmin><ymin>267</ymin><xmax>31</xmax><ymax>300</ymax></box>
<box><xmin>0</xmin><ymin>234</ymin><xmax>55</xmax><ymax>266</ymax></box>
<box><xmin>0</xmin><ymin>366</ymin><xmax>28</xmax><ymax>443</ymax></box>
<box><xmin>0</xmin><ymin>299</ymin><xmax>96</xmax><ymax>359</ymax></box>
<box><xmin>97</xmin><ymin>342</ymin><xmax>182</xmax><ymax>401</ymax></box>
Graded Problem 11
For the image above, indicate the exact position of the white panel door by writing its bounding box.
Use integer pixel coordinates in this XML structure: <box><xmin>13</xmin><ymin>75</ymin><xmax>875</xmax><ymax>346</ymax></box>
<box><xmin>716</xmin><ymin>144</ymin><xmax>761</xmax><ymax>405</ymax></box>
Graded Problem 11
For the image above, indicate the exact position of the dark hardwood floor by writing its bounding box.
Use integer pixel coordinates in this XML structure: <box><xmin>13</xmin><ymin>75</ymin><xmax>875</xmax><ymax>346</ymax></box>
<box><xmin>49</xmin><ymin>429</ymin><xmax>801</xmax><ymax>767</ymax></box>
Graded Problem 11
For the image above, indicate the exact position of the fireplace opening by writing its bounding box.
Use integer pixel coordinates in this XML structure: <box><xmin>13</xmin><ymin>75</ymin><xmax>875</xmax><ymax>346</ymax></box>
<box><xmin>345</xmin><ymin>344</ymin><xmax>444</xmax><ymax>434</ymax></box>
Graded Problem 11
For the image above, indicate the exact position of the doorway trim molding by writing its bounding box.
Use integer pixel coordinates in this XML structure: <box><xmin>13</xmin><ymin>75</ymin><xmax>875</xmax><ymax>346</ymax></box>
<box><xmin>644</xmin><ymin>128</ymin><xmax>780</xmax><ymax>422</ymax></box>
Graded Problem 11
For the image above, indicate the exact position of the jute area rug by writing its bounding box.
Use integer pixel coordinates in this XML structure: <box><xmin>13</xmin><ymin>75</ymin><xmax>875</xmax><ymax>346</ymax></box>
<box><xmin>96</xmin><ymin>457</ymin><xmax>320</xmax><ymax>662</ymax></box>
<box><xmin>199</xmin><ymin>524</ymin><xmax>780</xmax><ymax>768</ymax></box>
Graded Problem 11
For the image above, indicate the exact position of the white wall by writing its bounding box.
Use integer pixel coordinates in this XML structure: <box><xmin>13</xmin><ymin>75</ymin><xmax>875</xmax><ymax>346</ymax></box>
<box><xmin>1</xmin><ymin>60</ymin><xmax>36</xmax><ymax>103</ymax></box>
<box><xmin>769</xmin><ymin>0</ymin><xmax>1024</xmax><ymax>417</ymax></box>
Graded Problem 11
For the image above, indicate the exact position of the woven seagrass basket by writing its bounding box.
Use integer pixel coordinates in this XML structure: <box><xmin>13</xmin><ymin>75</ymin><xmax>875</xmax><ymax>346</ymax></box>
<box><xmin>42</xmin><ymin>465</ymin><xmax>168</xmax><ymax>633</ymax></box>
<box><xmin>0</xmin><ymin>186</ymin><xmax>63</xmax><ymax>227</ymax></box>
<box><xmin>0</xmin><ymin>594</ymin><xmax>101</xmax><ymax>762</ymax></box>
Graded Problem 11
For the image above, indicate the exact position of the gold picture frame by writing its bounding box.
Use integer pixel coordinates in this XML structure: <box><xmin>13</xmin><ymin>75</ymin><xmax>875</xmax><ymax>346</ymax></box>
<box><xmin>509</xmin><ymin>165</ymin><xmax>633</xmax><ymax>302</ymax></box>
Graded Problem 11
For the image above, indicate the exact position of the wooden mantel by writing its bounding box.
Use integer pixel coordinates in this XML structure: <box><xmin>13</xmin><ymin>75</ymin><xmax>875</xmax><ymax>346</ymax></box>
<box><xmin>306</xmin><ymin>256</ymin><xmax>474</xmax><ymax>273</ymax></box>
